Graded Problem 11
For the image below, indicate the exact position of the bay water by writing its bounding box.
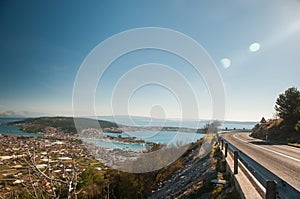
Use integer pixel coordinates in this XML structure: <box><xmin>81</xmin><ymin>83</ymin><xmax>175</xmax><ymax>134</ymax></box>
<box><xmin>0</xmin><ymin>117</ymin><xmax>256</xmax><ymax>151</ymax></box>
<box><xmin>0</xmin><ymin>118</ymin><xmax>41</xmax><ymax>137</ymax></box>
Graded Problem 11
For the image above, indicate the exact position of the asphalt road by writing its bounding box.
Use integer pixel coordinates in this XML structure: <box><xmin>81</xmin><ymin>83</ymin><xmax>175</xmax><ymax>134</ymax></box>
<box><xmin>220</xmin><ymin>132</ymin><xmax>300</xmax><ymax>191</ymax></box>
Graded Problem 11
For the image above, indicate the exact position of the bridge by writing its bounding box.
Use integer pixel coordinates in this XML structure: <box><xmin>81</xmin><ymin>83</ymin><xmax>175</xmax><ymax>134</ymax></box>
<box><xmin>218</xmin><ymin>131</ymin><xmax>300</xmax><ymax>199</ymax></box>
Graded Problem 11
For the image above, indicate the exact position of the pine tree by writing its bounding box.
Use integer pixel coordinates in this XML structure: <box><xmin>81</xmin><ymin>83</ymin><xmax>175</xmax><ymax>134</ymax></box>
<box><xmin>275</xmin><ymin>87</ymin><xmax>300</xmax><ymax>124</ymax></box>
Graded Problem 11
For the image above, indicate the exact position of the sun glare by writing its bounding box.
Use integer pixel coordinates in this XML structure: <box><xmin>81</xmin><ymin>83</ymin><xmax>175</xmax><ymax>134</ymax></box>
<box><xmin>249</xmin><ymin>42</ymin><xmax>261</xmax><ymax>52</ymax></box>
<box><xmin>221</xmin><ymin>58</ymin><xmax>231</xmax><ymax>69</ymax></box>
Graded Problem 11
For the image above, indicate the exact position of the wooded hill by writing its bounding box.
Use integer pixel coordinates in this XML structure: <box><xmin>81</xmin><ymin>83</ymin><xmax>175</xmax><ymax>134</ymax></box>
<box><xmin>8</xmin><ymin>117</ymin><xmax>120</xmax><ymax>134</ymax></box>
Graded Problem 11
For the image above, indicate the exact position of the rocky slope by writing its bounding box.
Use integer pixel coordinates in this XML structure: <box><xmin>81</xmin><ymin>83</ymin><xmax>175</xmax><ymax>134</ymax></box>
<box><xmin>148</xmin><ymin>140</ymin><xmax>239</xmax><ymax>199</ymax></box>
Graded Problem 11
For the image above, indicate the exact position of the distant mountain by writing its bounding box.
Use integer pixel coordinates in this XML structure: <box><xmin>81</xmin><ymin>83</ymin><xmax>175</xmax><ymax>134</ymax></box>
<box><xmin>93</xmin><ymin>115</ymin><xmax>257</xmax><ymax>130</ymax></box>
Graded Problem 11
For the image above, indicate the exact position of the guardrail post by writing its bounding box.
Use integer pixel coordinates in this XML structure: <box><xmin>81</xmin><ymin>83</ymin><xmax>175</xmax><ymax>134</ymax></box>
<box><xmin>266</xmin><ymin>180</ymin><xmax>276</xmax><ymax>199</ymax></box>
<box><xmin>234</xmin><ymin>151</ymin><xmax>238</xmax><ymax>174</ymax></box>
<box><xmin>221</xmin><ymin>139</ymin><xmax>224</xmax><ymax>150</ymax></box>
<box><xmin>225</xmin><ymin>143</ymin><xmax>228</xmax><ymax>157</ymax></box>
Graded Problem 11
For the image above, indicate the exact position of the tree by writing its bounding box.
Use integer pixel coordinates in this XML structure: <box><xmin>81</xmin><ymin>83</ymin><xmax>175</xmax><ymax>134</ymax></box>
<box><xmin>275</xmin><ymin>87</ymin><xmax>300</xmax><ymax>124</ymax></box>
<box><xmin>202</xmin><ymin>121</ymin><xmax>222</xmax><ymax>134</ymax></box>
<box><xmin>77</xmin><ymin>167</ymin><xmax>105</xmax><ymax>198</ymax></box>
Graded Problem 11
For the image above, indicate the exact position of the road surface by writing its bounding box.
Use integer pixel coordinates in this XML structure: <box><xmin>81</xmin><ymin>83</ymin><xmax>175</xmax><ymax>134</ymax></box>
<box><xmin>220</xmin><ymin>132</ymin><xmax>300</xmax><ymax>191</ymax></box>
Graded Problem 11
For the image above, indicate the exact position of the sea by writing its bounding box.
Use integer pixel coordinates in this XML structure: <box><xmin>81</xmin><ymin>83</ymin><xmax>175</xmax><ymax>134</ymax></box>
<box><xmin>0</xmin><ymin>117</ymin><xmax>257</xmax><ymax>151</ymax></box>
<box><xmin>96</xmin><ymin>116</ymin><xmax>257</xmax><ymax>130</ymax></box>
<box><xmin>99</xmin><ymin>131</ymin><xmax>206</xmax><ymax>151</ymax></box>
<box><xmin>0</xmin><ymin>118</ymin><xmax>42</xmax><ymax>137</ymax></box>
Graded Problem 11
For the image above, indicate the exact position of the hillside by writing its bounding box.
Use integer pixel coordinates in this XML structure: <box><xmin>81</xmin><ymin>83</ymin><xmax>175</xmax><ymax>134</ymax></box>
<box><xmin>148</xmin><ymin>139</ymin><xmax>239</xmax><ymax>198</ymax></box>
<box><xmin>250</xmin><ymin>118</ymin><xmax>300</xmax><ymax>143</ymax></box>
<box><xmin>8</xmin><ymin>116</ymin><xmax>120</xmax><ymax>134</ymax></box>
<box><xmin>8</xmin><ymin>116</ymin><xmax>206</xmax><ymax>135</ymax></box>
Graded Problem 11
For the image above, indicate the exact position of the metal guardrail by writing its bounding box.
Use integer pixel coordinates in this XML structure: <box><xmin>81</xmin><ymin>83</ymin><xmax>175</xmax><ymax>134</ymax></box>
<box><xmin>219</xmin><ymin>137</ymin><xmax>300</xmax><ymax>199</ymax></box>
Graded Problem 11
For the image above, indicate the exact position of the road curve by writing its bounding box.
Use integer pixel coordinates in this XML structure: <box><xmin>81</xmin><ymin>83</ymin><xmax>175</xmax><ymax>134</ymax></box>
<box><xmin>220</xmin><ymin>132</ymin><xmax>300</xmax><ymax>191</ymax></box>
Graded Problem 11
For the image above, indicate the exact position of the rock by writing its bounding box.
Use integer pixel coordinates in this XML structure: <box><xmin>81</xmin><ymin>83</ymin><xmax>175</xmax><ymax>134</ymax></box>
<box><xmin>148</xmin><ymin>140</ymin><xmax>236</xmax><ymax>199</ymax></box>
<box><xmin>210</xmin><ymin>179</ymin><xmax>227</xmax><ymax>185</ymax></box>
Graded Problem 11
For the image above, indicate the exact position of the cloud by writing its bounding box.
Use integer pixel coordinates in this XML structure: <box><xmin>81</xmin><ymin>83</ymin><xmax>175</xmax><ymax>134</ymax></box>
<box><xmin>0</xmin><ymin>110</ymin><xmax>46</xmax><ymax>117</ymax></box>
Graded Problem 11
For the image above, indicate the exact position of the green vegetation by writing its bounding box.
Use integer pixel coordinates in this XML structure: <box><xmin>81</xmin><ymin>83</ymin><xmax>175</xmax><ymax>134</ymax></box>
<box><xmin>275</xmin><ymin>87</ymin><xmax>300</xmax><ymax>124</ymax></box>
<box><xmin>77</xmin><ymin>167</ymin><xmax>106</xmax><ymax>198</ymax></box>
<box><xmin>273</xmin><ymin>87</ymin><xmax>300</xmax><ymax>141</ymax></box>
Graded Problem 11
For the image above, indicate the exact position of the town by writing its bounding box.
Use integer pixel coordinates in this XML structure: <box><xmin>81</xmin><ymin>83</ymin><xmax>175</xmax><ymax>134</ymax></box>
<box><xmin>0</xmin><ymin>132</ymin><xmax>143</xmax><ymax>198</ymax></box>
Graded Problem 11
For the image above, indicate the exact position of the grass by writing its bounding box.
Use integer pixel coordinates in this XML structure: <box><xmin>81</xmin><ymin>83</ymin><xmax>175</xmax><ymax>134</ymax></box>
<box><xmin>0</xmin><ymin>165</ymin><xmax>11</xmax><ymax>172</ymax></box>
<box><xmin>267</xmin><ymin>118</ymin><xmax>284</xmax><ymax>129</ymax></box>
<box><xmin>288</xmin><ymin>143</ymin><xmax>300</xmax><ymax>147</ymax></box>
<box><xmin>212</xmin><ymin>185</ymin><xmax>224</xmax><ymax>197</ymax></box>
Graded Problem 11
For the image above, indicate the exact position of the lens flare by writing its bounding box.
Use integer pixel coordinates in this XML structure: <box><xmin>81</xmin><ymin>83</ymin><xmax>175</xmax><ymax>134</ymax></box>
<box><xmin>221</xmin><ymin>58</ymin><xmax>231</xmax><ymax>69</ymax></box>
<box><xmin>249</xmin><ymin>42</ymin><xmax>261</xmax><ymax>52</ymax></box>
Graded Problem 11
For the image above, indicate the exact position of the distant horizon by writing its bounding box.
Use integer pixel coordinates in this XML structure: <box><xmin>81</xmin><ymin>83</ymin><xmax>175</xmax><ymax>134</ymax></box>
<box><xmin>0</xmin><ymin>114</ymin><xmax>259</xmax><ymax>123</ymax></box>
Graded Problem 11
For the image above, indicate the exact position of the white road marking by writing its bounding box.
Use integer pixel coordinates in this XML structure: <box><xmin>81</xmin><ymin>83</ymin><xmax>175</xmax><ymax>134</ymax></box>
<box><xmin>233</xmin><ymin>134</ymin><xmax>249</xmax><ymax>143</ymax></box>
<box><xmin>233</xmin><ymin>134</ymin><xmax>300</xmax><ymax>163</ymax></box>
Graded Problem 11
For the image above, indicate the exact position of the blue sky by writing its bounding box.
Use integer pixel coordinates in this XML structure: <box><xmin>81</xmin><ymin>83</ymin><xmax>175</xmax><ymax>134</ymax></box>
<box><xmin>1</xmin><ymin>0</ymin><xmax>300</xmax><ymax>121</ymax></box>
